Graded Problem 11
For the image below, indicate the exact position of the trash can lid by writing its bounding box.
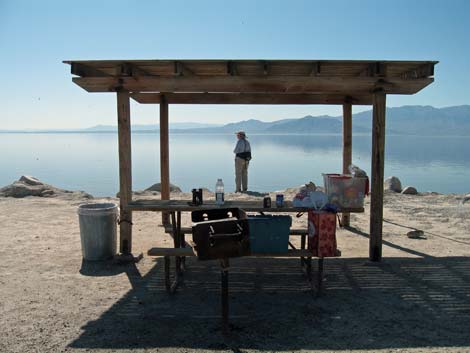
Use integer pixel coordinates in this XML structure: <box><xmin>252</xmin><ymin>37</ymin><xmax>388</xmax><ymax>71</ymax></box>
<box><xmin>77</xmin><ymin>203</ymin><xmax>118</xmax><ymax>216</ymax></box>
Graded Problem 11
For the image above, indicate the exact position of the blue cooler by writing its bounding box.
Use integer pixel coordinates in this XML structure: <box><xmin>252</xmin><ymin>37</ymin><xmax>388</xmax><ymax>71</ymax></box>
<box><xmin>248</xmin><ymin>215</ymin><xmax>292</xmax><ymax>254</ymax></box>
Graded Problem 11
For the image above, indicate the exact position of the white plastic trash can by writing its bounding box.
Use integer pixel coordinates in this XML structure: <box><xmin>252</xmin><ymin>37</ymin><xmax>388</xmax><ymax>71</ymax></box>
<box><xmin>78</xmin><ymin>203</ymin><xmax>118</xmax><ymax>261</ymax></box>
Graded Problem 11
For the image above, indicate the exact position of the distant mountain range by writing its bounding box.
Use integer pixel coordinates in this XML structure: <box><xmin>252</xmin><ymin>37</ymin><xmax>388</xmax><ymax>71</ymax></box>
<box><xmin>352</xmin><ymin>105</ymin><xmax>470</xmax><ymax>135</ymax></box>
<box><xmin>185</xmin><ymin>105</ymin><xmax>470</xmax><ymax>135</ymax></box>
<box><xmin>83</xmin><ymin>122</ymin><xmax>223</xmax><ymax>132</ymax></box>
<box><xmin>2</xmin><ymin>105</ymin><xmax>470</xmax><ymax>135</ymax></box>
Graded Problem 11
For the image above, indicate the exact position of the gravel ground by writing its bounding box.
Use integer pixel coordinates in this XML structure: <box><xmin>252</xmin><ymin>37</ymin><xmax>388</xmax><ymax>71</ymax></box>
<box><xmin>1</xmin><ymin>191</ymin><xmax>470</xmax><ymax>353</ymax></box>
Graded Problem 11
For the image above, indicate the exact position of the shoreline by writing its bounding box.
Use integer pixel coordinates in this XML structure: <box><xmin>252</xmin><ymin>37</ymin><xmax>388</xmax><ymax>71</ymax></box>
<box><xmin>1</xmin><ymin>176</ymin><xmax>469</xmax><ymax>200</ymax></box>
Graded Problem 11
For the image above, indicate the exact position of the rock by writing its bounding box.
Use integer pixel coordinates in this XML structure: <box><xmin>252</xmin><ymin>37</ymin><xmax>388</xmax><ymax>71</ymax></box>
<box><xmin>0</xmin><ymin>176</ymin><xmax>93</xmax><ymax>199</ymax></box>
<box><xmin>305</xmin><ymin>181</ymin><xmax>316</xmax><ymax>191</ymax></box>
<box><xmin>200</xmin><ymin>188</ymin><xmax>213</xmax><ymax>197</ymax></box>
<box><xmin>0</xmin><ymin>181</ymin><xmax>46</xmax><ymax>197</ymax></box>
<box><xmin>407</xmin><ymin>230</ymin><xmax>425</xmax><ymax>239</ymax></box>
<box><xmin>145</xmin><ymin>183</ymin><xmax>182</xmax><ymax>193</ymax></box>
<box><xmin>401</xmin><ymin>186</ymin><xmax>418</xmax><ymax>195</ymax></box>
<box><xmin>282</xmin><ymin>185</ymin><xmax>303</xmax><ymax>194</ymax></box>
<box><xmin>40</xmin><ymin>189</ymin><xmax>55</xmax><ymax>197</ymax></box>
<box><xmin>19</xmin><ymin>175</ymin><xmax>43</xmax><ymax>186</ymax></box>
<box><xmin>462</xmin><ymin>194</ymin><xmax>470</xmax><ymax>204</ymax></box>
<box><xmin>349</xmin><ymin>165</ymin><xmax>367</xmax><ymax>177</ymax></box>
<box><xmin>70</xmin><ymin>191</ymin><xmax>93</xmax><ymax>200</ymax></box>
<box><xmin>384</xmin><ymin>176</ymin><xmax>402</xmax><ymax>193</ymax></box>
<box><xmin>116</xmin><ymin>182</ymin><xmax>183</xmax><ymax>197</ymax></box>
<box><xmin>242</xmin><ymin>191</ymin><xmax>268</xmax><ymax>197</ymax></box>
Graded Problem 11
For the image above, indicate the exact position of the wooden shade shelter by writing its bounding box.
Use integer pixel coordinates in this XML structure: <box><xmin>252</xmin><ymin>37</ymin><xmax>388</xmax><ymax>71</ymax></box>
<box><xmin>64</xmin><ymin>59</ymin><xmax>437</xmax><ymax>262</ymax></box>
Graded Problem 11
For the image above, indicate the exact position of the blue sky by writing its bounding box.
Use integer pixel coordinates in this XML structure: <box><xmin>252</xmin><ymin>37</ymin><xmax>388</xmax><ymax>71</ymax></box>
<box><xmin>1</xmin><ymin>0</ymin><xmax>469</xmax><ymax>129</ymax></box>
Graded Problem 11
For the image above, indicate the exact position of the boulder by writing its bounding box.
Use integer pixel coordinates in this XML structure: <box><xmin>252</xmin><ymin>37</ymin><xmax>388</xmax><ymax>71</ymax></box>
<box><xmin>0</xmin><ymin>176</ymin><xmax>93</xmax><ymax>199</ymax></box>
<box><xmin>462</xmin><ymin>194</ymin><xmax>470</xmax><ymax>204</ymax></box>
<box><xmin>0</xmin><ymin>182</ymin><xmax>45</xmax><ymax>197</ymax></box>
<box><xmin>401</xmin><ymin>186</ymin><xmax>418</xmax><ymax>195</ymax></box>
<box><xmin>116</xmin><ymin>182</ymin><xmax>183</xmax><ymax>197</ymax></box>
<box><xmin>19</xmin><ymin>175</ymin><xmax>43</xmax><ymax>186</ymax></box>
<box><xmin>145</xmin><ymin>183</ymin><xmax>182</xmax><ymax>193</ymax></box>
<box><xmin>384</xmin><ymin>176</ymin><xmax>402</xmax><ymax>193</ymax></box>
<box><xmin>407</xmin><ymin>230</ymin><xmax>425</xmax><ymax>239</ymax></box>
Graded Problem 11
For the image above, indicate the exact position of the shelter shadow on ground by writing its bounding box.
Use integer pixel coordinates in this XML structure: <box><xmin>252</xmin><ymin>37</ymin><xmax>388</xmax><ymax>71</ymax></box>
<box><xmin>70</xmin><ymin>256</ymin><xmax>470</xmax><ymax>351</ymax></box>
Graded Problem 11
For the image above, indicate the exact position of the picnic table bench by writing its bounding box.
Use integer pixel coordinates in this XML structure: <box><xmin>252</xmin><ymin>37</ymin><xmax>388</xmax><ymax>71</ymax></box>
<box><xmin>134</xmin><ymin>199</ymin><xmax>363</xmax><ymax>330</ymax></box>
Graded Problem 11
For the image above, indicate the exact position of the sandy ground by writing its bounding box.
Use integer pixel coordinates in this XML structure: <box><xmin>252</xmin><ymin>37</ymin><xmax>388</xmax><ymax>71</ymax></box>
<box><xmin>1</xmin><ymin>191</ymin><xmax>470</xmax><ymax>353</ymax></box>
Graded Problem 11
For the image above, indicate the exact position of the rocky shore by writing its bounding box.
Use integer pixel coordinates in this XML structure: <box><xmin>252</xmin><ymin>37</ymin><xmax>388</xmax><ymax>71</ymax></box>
<box><xmin>0</xmin><ymin>176</ymin><xmax>92</xmax><ymax>199</ymax></box>
<box><xmin>1</xmin><ymin>175</ymin><xmax>461</xmax><ymax>201</ymax></box>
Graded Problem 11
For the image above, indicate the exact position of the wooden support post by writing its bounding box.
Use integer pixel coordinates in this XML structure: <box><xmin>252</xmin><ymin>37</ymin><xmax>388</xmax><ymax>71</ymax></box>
<box><xmin>117</xmin><ymin>91</ymin><xmax>133</xmax><ymax>254</ymax></box>
<box><xmin>369</xmin><ymin>91</ymin><xmax>386</xmax><ymax>262</ymax></box>
<box><xmin>342</xmin><ymin>102</ymin><xmax>352</xmax><ymax>227</ymax></box>
<box><xmin>160</xmin><ymin>94</ymin><xmax>170</xmax><ymax>225</ymax></box>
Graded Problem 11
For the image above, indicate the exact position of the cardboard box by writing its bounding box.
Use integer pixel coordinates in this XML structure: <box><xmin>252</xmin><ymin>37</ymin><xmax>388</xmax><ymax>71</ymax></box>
<box><xmin>323</xmin><ymin>173</ymin><xmax>368</xmax><ymax>208</ymax></box>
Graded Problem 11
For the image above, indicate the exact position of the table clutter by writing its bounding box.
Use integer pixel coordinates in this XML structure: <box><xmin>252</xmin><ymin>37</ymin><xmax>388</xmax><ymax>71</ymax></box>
<box><xmin>144</xmin><ymin>167</ymin><xmax>369</xmax><ymax>331</ymax></box>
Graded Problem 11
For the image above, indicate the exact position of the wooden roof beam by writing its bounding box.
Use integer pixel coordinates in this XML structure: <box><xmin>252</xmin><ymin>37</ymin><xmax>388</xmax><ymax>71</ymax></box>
<box><xmin>261</xmin><ymin>61</ymin><xmax>270</xmax><ymax>75</ymax></box>
<box><xmin>310</xmin><ymin>62</ymin><xmax>320</xmax><ymax>76</ymax></box>
<box><xmin>71</xmin><ymin>63</ymin><xmax>111</xmax><ymax>77</ymax></box>
<box><xmin>130</xmin><ymin>92</ymin><xmax>372</xmax><ymax>105</ymax></box>
<box><xmin>227</xmin><ymin>61</ymin><xmax>238</xmax><ymax>76</ymax></box>
<box><xmin>117</xmin><ymin>63</ymin><xmax>154</xmax><ymax>77</ymax></box>
<box><xmin>359</xmin><ymin>62</ymin><xmax>386</xmax><ymax>77</ymax></box>
<box><xmin>72</xmin><ymin>76</ymin><xmax>434</xmax><ymax>95</ymax></box>
<box><xmin>400</xmin><ymin>63</ymin><xmax>435</xmax><ymax>79</ymax></box>
<box><xmin>174</xmin><ymin>61</ymin><xmax>194</xmax><ymax>76</ymax></box>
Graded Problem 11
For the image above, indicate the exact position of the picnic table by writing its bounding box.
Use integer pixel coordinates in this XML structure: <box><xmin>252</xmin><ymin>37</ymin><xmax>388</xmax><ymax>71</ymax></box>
<box><xmin>130</xmin><ymin>199</ymin><xmax>364</xmax><ymax>330</ymax></box>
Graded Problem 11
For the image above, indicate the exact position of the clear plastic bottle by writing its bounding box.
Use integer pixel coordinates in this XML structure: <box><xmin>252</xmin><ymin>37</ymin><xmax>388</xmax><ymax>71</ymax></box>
<box><xmin>215</xmin><ymin>178</ymin><xmax>224</xmax><ymax>205</ymax></box>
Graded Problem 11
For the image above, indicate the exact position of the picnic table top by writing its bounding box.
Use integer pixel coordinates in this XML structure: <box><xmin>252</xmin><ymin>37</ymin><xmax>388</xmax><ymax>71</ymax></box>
<box><xmin>127</xmin><ymin>199</ymin><xmax>364</xmax><ymax>213</ymax></box>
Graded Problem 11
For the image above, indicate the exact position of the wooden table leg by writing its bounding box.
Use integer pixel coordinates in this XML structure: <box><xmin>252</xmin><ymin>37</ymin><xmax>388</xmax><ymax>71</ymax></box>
<box><xmin>168</xmin><ymin>212</ymin><xmax>181</xmax><ymax>294</ymax></box>
<box><xmin>172</xmin><ymin>212</ymin><xmax>182</xmax><ymax>275</ymax></box>
<box><xmin>317</xmin><ymin>257</ymin><xmax>324</xmax><ymax>296</ymax></box>
<box><xmin>300</xmin><ymin>234</ymin><xmax>306</xmax><ymax>268</ymax></box>
<box><xmin>306</xmin><ymin>256</ymin><xmax>312</xmax><ymax>282</ymax></box>
<box><xmin>163</xmin><ymin>255</ymin><xmax>180</xmax><ymax>294</ymax></box>
<box><xmin>177</xmin><ymin>211</ymin><xmax>186</xmax><ymax>272</ymax></box>
<box><xmin>164</xmin><ymin>255</ymin><xmax>171</xmax><ymax>293</ymax></box>
<box><xmin>220</xmin><ymin>258</ymin><xmax>230</xmax><ymax>333</ymax></box>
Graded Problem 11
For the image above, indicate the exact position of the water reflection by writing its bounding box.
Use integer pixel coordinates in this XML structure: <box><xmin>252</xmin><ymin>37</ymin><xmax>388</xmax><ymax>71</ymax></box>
<box><xmin>0</xmin><ymin>133</ymin><xmax>469</xmax><ymax>195</ymax></box>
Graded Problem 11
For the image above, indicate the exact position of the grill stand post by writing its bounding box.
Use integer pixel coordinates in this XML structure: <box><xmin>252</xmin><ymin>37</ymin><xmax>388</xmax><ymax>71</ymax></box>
<box><xmin>220</xmin><ymin>258</ymin><xmax>230</xmax><ymax>334</ymax></box>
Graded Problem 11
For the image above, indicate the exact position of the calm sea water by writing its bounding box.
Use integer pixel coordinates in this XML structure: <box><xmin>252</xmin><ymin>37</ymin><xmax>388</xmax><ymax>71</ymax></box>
<box><xmin>0</xmin><ymin>132</ymin><xmax>469</xmax><ymax>196</ymax></box>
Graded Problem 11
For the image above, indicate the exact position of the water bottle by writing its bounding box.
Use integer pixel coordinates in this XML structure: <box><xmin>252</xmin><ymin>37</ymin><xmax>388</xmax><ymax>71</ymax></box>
<box><xmin>215</xmin><ymin>178</ymin><xmax>224</xmax><ymax>205</ymax></box>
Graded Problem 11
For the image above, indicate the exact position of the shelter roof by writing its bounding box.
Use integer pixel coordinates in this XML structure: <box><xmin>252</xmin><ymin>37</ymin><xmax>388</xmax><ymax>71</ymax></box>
<box><xmin>64</xmin><ymin>59</ymin><xmax>438</xmax><ymax>105</ymax></box>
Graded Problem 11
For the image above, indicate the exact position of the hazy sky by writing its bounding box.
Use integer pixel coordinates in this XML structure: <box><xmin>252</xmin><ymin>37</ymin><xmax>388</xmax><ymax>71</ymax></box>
<box><xmin>1</xmin><ymin>0</ymin><xmax>469</xmax><ymax>129</ymax></box>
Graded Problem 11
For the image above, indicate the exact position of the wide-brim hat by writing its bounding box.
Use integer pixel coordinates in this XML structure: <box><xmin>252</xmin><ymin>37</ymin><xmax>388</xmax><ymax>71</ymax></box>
<box><xmin>235</xmin><ymin>130</ymin><xmax>247</xmax><ymax>137</ymax></box>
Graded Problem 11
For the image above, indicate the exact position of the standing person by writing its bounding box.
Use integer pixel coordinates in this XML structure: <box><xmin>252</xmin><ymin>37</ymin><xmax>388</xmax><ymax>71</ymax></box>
<box><xmin>233</xmin><ymin>131</ymin><xmax>251</xmax><ymax>192</ymax></box>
